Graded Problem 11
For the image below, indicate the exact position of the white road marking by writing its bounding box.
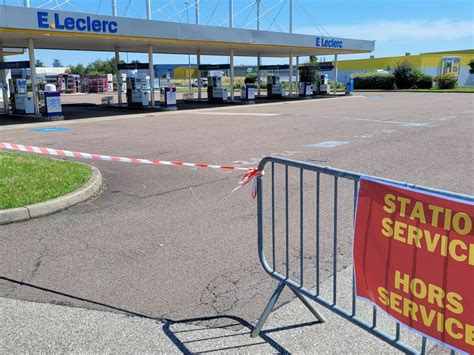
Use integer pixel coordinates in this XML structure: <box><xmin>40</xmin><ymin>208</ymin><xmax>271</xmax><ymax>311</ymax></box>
<box><xmin>320</xmin><ymin>115</ymin><xmax>429</xmax><ymax>127</ymax></box>
<box><xmin>308</xmin><ymin>141</ymin><xmax>350</xmax><ymax>148</ymax></box>
<box><xmin>354</xmin><ymin>129</ymin><xmax>397</xmax><ymax>138</ymax></box>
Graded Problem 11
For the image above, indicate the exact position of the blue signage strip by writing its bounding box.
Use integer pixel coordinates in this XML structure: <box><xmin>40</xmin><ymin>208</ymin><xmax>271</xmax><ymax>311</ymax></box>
<box><xmin>37</xmin><ymin>11</ymin><xmax>118</xmax><ymax>33</ymax></box>
<box><xmin>0</xmin><ymin>61</ymin><xmax>30</xmax><ymax>70</ymax></box>
<box><xmin>118</xmin><ymin>63</ymin><xmax>150</xmax><ymax>70</ymax></box>
<box><xmin>258</xmin><ymin>65</ymin><xmax>290</xmax><ymax>70</ymax></box>
<box><xmin>198</xmin><ymin>64</ymin><xmax>231</xmax><ymax>71</ymax></box>
<box><xmin>299</xmin><ymin>63</ymin><xmax>334</xmax><ymax>71</ymax></box>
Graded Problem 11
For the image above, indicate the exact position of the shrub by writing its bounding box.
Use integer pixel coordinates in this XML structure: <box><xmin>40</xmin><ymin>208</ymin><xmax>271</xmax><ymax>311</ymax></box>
<box><xmin>393</xmin><ymin>60</ymin><xmax>419</xmax><ymax>89</ymax></box>
<box><xmin>328</xmin><ymin>80</ymin><xmax>345</xmax><ymax>90</ymax></box>
<box><xmin>352</xmin><ymin>72</ymin><xmax>395</xmax><ymax>90</ymax></box>
<box><xmin>244</xmin><ymin>72</ymin><xmax>257</xmax><ymax>84</ymax></box>
<box><xmin>416</xmin><ymin>74</ymin><xmax>433</xmax><ymax>89</ymax></box>
<box><xmin>299</xmin><ymin>68</ymin><xmax>317</xmax><ymax>84</ymax></box>
<box><xmin>434</xmin><ymin>74</ymin><xmax>458</xmax><ymax>89</ymax></box>
<box><xmin>233</xmin><ymin>79</ymin><xmax>244</xmax><ymax>89</ymax></box>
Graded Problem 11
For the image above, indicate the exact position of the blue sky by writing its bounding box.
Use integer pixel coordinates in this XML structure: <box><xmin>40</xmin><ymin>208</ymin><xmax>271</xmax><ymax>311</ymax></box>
<box><xmin>8</xmin><ymin>0</ymin><xmax>474</xmax><ymax>66</ymax></box>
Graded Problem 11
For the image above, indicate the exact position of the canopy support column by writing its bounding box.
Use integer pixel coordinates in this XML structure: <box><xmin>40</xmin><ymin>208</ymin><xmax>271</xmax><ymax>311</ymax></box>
<box><xmin>0</xmin><ymin>43</ymin><xmax>9</xmax><ymax>114</ymax></box>
<box><xmin>197</xmin><ymin>50</ymin><xmax>202</xmax><ymax>100</ymax></box>
<box><xmin>257</xmin><ymin>53</ymin><xmax>261</xmax><ymax>97</ymax></box>
<box><xmin>296</xmin><ymin>56</ymin><xmax>299</xmax><ymax>84</ymax></box>
<box><xmin>115</xmin><ymin>48</ymin><xmax>122</xmax><ymax>106</ymax></box>
<box><xmin>333</xmin><ymin>54</ymin><xmax>338</xmax><ymax>95</ymax></box>
<box><xmin>27</xmin><ymin>38</ymin><xmax>39</xmax><ymax>116</ymax></box>
<box><xmin>289</xmin><ymin>52</ymin><xmax>293</xmax><ymax>97</ymax></box>
<box><xmin>148</xmin><ymin>45</ymin><xmax>155</xmax><ymax>108</ymax></box>
<box><xmin>230</xmin><ymin>48</ymin><xmax>235</xmax><ymax>101</ymax></box>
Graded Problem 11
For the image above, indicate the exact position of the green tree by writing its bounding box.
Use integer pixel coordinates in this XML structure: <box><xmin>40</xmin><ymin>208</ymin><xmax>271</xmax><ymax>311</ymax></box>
<box><xmin>299</xmin><ymin>55</ymin><xmax>318</xmax><ymax>84</ymax></box>
<box><xmin>86</xmin><ymin>58</ymin><xmax>119</xmax><ymax>75</ymax></box>
<box><xmin>67</xmin><ymin>64</ymin><xmax>86</xmax><ymax>76</ymax></box>
<box><xmin>131</xmin><ymin>59</ymin><xmax>141</xmax><ymax>64</ymax></box>
<box><xmin>52</xmin><ymin>58</ymin><xmax>62</xmax><ymax>67</ymax></box>
<box><xmin>35</xmin><ymin>59</ymin><xmax>44</xmax><ymax>67</ymax></box>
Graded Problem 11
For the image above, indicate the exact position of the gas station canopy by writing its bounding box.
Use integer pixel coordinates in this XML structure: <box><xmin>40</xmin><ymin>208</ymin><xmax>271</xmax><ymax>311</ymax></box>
<box><xmin>0</xmin><ymin>5</ymin><xmax>374</xmax><ymax>57</ymax></box>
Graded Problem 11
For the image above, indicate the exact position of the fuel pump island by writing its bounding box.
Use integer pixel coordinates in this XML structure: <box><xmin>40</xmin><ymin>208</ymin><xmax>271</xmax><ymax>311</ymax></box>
<box><xmin>0</xmin><ymin>5</ymin><xmax>374</xmax><ymax>118</ymax></box>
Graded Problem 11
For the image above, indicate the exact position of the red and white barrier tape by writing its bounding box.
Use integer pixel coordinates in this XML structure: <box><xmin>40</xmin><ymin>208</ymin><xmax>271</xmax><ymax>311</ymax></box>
<box><xmin>0</xmin><ymin>142</ymin><xmax>264</xmax><ymax>197</ymax></box>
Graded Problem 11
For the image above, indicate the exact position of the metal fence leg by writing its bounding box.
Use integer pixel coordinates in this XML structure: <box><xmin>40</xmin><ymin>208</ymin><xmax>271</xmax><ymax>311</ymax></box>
<box><xmin>251</xmin><ymin>281</ymin><xmax>286</xmax><ymax>338</ymax></box>
<box><xmin>289</xmin><ymin>286</ymin><xmax>326</xmax><ymax>323</ymax></box>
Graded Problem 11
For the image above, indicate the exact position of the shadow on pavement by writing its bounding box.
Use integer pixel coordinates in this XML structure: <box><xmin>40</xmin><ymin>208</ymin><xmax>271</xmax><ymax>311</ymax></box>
<box><xmin>163</xmin><ymin>315</ymin><xmax>319</xmax><ymax>354</ymax></box>
<box><xmin>1</xmin><ymin>276</ymin><xmax>320</xmax><ymax>353</ymax></box>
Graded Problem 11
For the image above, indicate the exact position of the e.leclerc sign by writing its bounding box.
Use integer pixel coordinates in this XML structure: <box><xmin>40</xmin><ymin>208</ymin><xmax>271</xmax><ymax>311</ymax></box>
<box><xmin>37</xmin><ymin>11</ymin><xmax>118</xmax><ymax>34</ymax></box>
<box><xmin>316</xmin><ymin>37</ymin><xmax>344</xmax><ymax>49</ymax></box>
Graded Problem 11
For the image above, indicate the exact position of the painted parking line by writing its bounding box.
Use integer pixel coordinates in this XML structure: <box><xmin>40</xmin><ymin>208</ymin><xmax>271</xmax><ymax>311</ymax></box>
<box><xmin>308</xmin><ymin>141</ymin><xmax>350</xmax><ymax>148</ymax></box>
<box><xmin>187</xmin><ymin>112</ymin><xmax>280</xmax><ymax>116</ymax></box>
<box><xmin>320</xmin><ymin>115</ymin><xmax>428</xmax><ymax>127</ymax></box>
<box><xmin>30</xmin><ymin>127</ymin><xmax>72</xmax><ymax>132</ymax></box>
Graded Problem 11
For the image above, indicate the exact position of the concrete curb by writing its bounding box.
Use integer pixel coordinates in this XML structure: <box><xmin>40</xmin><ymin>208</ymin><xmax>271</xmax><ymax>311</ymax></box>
<box><xmin>0</xmin><ymin>164</ymin><xmax>103</xmax><ymax>225</ymax></box>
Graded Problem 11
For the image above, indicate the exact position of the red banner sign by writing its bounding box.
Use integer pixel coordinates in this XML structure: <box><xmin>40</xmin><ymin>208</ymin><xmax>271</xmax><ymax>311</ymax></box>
<box><xmin>354</xmin><ymin>178</ymin><xmax>474</xmax><ymax>353</ymax></box>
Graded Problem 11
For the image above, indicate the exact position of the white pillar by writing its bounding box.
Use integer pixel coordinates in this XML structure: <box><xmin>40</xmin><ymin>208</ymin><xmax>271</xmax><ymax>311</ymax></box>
<box><xmin>333</xmin><ymin>54</ymin><xmax>338</xmax><ymax>95</ymax></box>
<box><xmin>111</xmin><ymin>0</ymin><xmax>117</xmax><ymax>16</ymax></box>
<box><xmin>296</xmin><ymin>56</ymin><xmax>299</xmax><ymax>84</ymax></box>
<box><xmin>115</xmin><ymin>48</ymin><xmax>122</xmax><ymax>106</ymax></box>
<box><xmin>27</xmin><ymin>38</ymin><xmax>39</xmax><ymax>115</ymax></box>
<box><xmin>230</xmin><ymin>48</ymin><xmax>235</xmax><ymax>101</ymax></box>
<box><xmin>146</xmin><ymin>0</ymin><xmax>152</xmax><ymax>20</ymax></box>
<box><xmin>148</xmin><ymin>45</ymin><xmax>155</xmax><ymax>108</ymax></box>
<box><xmin>257</xmin><ymin>54</ymin><xmax>261</xmax><ymax>97</ymax></box>
<box><xmin>289</xmin><ymin>0</ymin><xmax>293</xmax><ymax>33</ymax></box>
<box><xmin>23</xmin><ymin>0</ymin><xmax>30</xmax><ymax>7</ymax></box>
<box><xmin>229</xmin><ymin>0</ymin><xmax>233</xmax><ymax>28</ymax></box>
<box><xmin>289</xmin><ymin>52</ymin><xmax>293</xmax><ymax>96</ymax></box>
<box><xmin>196</xmin><ymin>1</ymin><xmax>201</xmax><ymax>100</ymax></box>
<box><xmin>197</xmin><ymin>50</ymin><xmax>201</xmax><ymax>100</ymax></box>
<box><xmin>0</xmin><ymin>43</ymin><xmax>9</xmax><ymax>113</ymax></box>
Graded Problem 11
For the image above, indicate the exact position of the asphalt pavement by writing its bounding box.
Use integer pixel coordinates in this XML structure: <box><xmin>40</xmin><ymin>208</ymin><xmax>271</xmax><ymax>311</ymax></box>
<box><xmin>1</xmin><ymin>92</ymin><xmax>473</xmax><ymax>352</ymax></box>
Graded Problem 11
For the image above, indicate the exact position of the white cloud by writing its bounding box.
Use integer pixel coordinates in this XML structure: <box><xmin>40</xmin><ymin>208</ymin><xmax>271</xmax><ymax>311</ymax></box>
<box><xmin>296</xmin><ymin>19</ymin><xmax>474</xmax><ymax>41</ymax></box>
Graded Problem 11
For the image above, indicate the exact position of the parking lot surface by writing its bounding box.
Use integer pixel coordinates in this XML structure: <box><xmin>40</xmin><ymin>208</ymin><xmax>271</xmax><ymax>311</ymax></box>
<box><xmin>1</xmin><ymin>92</ymin><xmax>473</xmax><ymax>328</ymax></box>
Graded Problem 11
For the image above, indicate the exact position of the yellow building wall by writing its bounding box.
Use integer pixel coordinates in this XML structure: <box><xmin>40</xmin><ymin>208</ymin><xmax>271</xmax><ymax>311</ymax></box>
<box><xmin>338</xmin><ymin>50</ymin><xmax>473</xmax><ymax>71</ymax></box>
<box><xmin>173</xmin><ymin>66</ymin><xmax>198</xmax><ymax>79</ymax></box>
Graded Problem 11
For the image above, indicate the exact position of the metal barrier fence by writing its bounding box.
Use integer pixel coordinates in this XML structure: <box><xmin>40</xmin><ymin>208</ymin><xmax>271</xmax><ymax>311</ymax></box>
<box><xmin>251</xmin><ymin>156</ymin><xmax>474</xmax><ymax>354</ymax></box>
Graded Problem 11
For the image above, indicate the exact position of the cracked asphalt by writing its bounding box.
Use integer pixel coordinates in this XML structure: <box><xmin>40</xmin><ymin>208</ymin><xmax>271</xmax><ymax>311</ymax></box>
<box><xmin>1</xmin><ymin>92</ymin><xmax>473</xmax><ymax>329</ymax></box>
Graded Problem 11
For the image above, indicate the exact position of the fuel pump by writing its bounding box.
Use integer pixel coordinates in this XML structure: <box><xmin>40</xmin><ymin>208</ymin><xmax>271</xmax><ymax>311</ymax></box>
<box><xmin>316</xmin><ymin>74</ymin><xmax>329</xmax><ymax>94</ymax></box>
<box><xmin>207</xmin><ymin>74</ymin><xmax>228</xmax><ymax>102</ymax></box>
<box><xmin>266</xmin><ymin>75</ymin><xmax>284</xmax><ymax>98</ymax></box>
<box><xmin>126</xmin><ymin>73</ymin><xmax>150</xmax><ymax>106</ymax></box>
<box><xmin>9</xmin><ymin>78</ymin><xmax>34</xmax><ymax>114</ymax></box>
